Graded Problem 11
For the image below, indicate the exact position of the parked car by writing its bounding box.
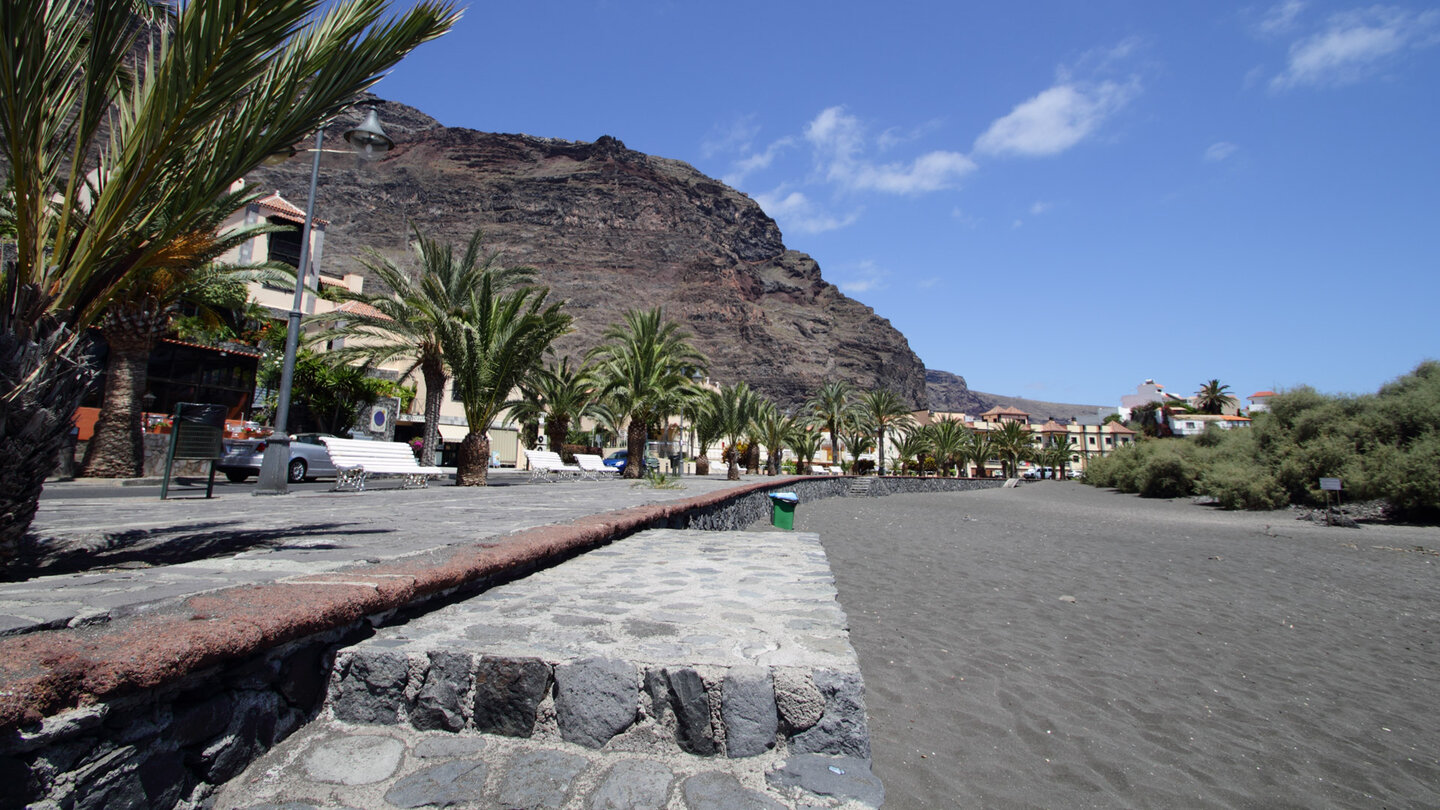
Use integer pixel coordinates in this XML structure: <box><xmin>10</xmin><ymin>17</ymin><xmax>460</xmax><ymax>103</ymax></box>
<box><xmin>1023</xmin><ymin>467</ymin><xmax>1056</xmax><ymax>480</ymax></box>
<box><xmin>218</xmin><ymin>432</ymin><xmax>338</xmax><ymax>483</ymax></box>
<box><xmin>602</xmin><ymin>449</ymin><xmax>659</xmax><ymax>475</ymax></box>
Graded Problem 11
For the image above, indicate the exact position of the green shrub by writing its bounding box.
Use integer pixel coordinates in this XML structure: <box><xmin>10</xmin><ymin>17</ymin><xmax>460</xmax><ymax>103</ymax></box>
<box><xmin>1200</xmin><ymin>461</ymin><xmax>1288</xmax><ymax>510</ymax></box>
<box><xmin>1083</xmin><ymin>363</ymin><xmax>1440</xmax><ymax>515</ymax></box>
<box><xmin>1137</xmin><ymin>451</ymin><xmax>1196</xmax><ymax>499</ymax></box>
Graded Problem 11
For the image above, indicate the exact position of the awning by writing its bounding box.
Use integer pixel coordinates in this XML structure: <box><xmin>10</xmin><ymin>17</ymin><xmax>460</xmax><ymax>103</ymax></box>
<box><xmin>436</xmin><ymin>423</ymin><xmax>470</xmax><ymax>442</ymax></box>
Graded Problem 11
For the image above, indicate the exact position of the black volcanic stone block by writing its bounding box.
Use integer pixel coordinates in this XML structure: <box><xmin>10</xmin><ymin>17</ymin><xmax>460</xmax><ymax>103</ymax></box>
<box><xmin>472</xmin><ymin>656</ymin><xmax>551</xmax><ymax>737</ymax></box>
<box><xmin>554</xmin><ymin>656</ymin><xmax>637</xmax><ymax>749</ymax></box>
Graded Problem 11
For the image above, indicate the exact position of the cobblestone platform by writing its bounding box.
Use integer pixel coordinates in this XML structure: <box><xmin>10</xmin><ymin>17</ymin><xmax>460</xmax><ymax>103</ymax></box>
<box><xmin>212</xmin><ymin>530</ymin><xmax>883</xmax><ymax>809</ymax></box>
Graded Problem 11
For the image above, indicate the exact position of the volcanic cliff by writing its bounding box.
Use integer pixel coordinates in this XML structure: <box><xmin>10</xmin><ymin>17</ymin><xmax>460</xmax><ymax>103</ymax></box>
<box><xmin>246</xmin><ymin>99</ymin><xmax>927</xmax><ymax>409</ymax></box>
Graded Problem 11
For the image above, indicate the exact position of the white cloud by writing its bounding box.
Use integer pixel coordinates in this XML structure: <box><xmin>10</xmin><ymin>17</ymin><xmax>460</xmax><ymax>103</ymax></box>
<box><xmin>973</xmin><ymin>79</ymin><xmax>1138</xmax><ymax>158</ymax></box>
<box><xmin>754</xmin><ymin>189</ymin><xmax>860</xmax><ymax>235</ymax></box>
<box><xmin>721</xmin><ymin>136</ymin><xmax>795</xmax><ymax>186</ymax></box>
<box><xmin>1271</xmin><ymin>7</ymin><xmax>1439</xmax><ymax>89</ymax></box>
<box><xmin>1257</xmin><ymin>1</ymin><xmax>1306</xmax><ymax>36</ymax></box>
<box><xmin>847</xmin><ymin>151</ymin><xmax>976</xmax><ymax>194</ymax></box>
<box><xmin>833</xmin><ymin>260</ymin><xmax>888</xmax><ymax>295</ymax></box>
<box><xmin>702</xmin><ymin>115</ymin><xmax>760</xmax><ymax>159</ymax></box>
<box><xmin>1204</xmin><ymin>141</ymin><xmax>1239</xmax><ymax>162</ymax></box>
<box><xmin>803</xmin><ymin>106</ymin><xmax>975</xmax><ymax>194</ymax></box>
<box><xmin>950</xmin><ymin>207</ymin><xmax>981</xmax><ymax>228</ymax></box>
<box><xmin>1029</xmin><ymin>200</ymin><xmax>1053</xmax><ymax>215</ymax></box>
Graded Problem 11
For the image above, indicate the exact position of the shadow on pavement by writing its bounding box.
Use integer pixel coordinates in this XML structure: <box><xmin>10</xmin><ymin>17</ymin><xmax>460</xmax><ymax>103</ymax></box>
<box><xmin>7</xmin><ymin>521</ymin><xmax>388</xmax><ymax>581</ymax></box>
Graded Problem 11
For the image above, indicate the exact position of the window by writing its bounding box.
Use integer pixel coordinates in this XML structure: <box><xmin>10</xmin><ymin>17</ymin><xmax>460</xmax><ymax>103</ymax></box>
<box><xmin>1088</xmin><ymin>437</ymin><xmax>1095</xmax><ymax>445</ymax></box>
<box><xmin>266</xmin><ymin>218</ymin><xmax>303</xmax><ymax>270</ymax></box>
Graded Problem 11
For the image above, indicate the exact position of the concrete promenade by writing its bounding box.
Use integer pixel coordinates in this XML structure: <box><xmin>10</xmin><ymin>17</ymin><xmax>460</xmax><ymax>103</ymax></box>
<box><xmin>3</xmin><ymin>471</ymin><xmax>761</xmax><ymax>636</ymax></box>
<box><xmin>2</xmin><ymin>470</ymin><xmax>911</xmax><ymax>808</ymax></box>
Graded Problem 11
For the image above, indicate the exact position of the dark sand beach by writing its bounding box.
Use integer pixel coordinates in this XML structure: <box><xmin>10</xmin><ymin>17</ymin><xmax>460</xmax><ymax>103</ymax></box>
<box><xmin>780</xmin><ymin>482</ymin><xmax>1439</xmax><ymax>809</ymax></box>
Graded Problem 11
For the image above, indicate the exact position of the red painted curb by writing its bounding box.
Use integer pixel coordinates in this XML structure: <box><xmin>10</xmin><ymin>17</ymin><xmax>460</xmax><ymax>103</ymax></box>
<box><xmin>0</xmin><ymin>477</ymin><xmax>811</xmax><ymax>731</ymax></box>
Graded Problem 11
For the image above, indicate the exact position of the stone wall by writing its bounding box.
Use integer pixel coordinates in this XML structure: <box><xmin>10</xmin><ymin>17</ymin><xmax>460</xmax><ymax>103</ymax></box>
<box><xmin>0</xmin><ymin>475</ymin><xmax>997</xmax><ymax>808</ymax></box>
<box><xmin>866</xmin><ymin>476</ymin><xmax>1005</xmax><ymax>497</ymax></box>
<box><xmin>0</xmin><ymin>627</ymin><xmax>357</xmax><ymax>809</ymax></box>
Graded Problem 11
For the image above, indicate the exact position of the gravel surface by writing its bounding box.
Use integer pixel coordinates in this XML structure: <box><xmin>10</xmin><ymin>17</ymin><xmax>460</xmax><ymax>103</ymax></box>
<box><xmin>764</xmin><ymin>482</ymin><xmax>1440</xmax><ymax>809</ymax></box>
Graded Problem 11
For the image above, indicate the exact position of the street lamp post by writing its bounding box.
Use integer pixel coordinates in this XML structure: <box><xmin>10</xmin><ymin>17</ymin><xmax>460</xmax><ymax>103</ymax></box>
<box><xmin>255</xmin><ymin>108</ymin><xmax>393</xmax><ymax>495</ymax></box>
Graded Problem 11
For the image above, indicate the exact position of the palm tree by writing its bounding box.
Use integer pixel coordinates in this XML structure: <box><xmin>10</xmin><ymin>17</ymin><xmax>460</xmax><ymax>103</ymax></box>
<box><xmin>992</xmin><ymin>420</ymin><xmax>1035</xmax><ymax>479</ymax></box>
<box><xmin>964</xmin><ymin>430</ymin><xmax>994</xmax><ymax>478</ymax></box>
<box><xmin>857</xmin><ymin>389</ymin><xmax>916</xmax><ymax>476</ymax></box>
<box><xmin>706</xmin><ymin>382</ymin><xmax>759</xmax><ymax>480</ymax></box>
<box><xmin>0</xmin><ymin>0</ymin><xmax>458</xmax><ymax>560</ymax></box>
<box><xmin>81</xmin><ymin>259</ymin><xmax>284</xmax><ymax>478</ymax></box>
<box><xmin>807</xmin><ymin>380</ymin><xmax>855</xmax><ymax>470</ymax></box>
<box><xmin>440</xmin><ymin>275</ymin><xmax>570</xmax><ymax>486</ymax></box>
<box><xmin>1194</xmin><ymin>379</ymin><xmax>1238</xmax><ymax>415</ymax></box>
<box><xmin>320</xmin><ymin>228</ymin><xmax>529</xmax><ymax>467</ymax></box>
<box><xmin>753</xmin><ymin>400</ymin><xmax>798</xmax><ymax>475</ymax></box>
<box><xmin>892</xmin><ymin>427</ymin><xmax>931</xmax><ymax>477</ymax></box>
<box><xmin>789</xmin><ymin>422</ymin><xmax>825</xmax><ymax>475</ymax></box>
<box><xmin>589</xmin><ymin>308</ymin><xmax>707</xmax><ymax>479</ymax></box>
<box><xmin>1042</xmin><ymin>434</ymin><xmax>1077</xmax><ymax>479</ymax></box>
<box><xmin>692</xmin><ymin>396</ymin><xmax>723</xmax><ymax>475</ymax></box>
<box><xmin>514</xmin><ymin>356</ymin><xmax>598</xmax><ymax>462</ymax></box>
<box><xmin>505</xmin><ymin>382</ymin><xmax>545</xmax><ymax>452</ymax></box>
<box><xmin>927</xmin><ymin>418</ymin><xmax>969</xmax><ymax>477</ymax></box>
<box><xmin>837</xmin><ymin>415</ymin><xmax>875</xmax><ymax>474</ymax></box>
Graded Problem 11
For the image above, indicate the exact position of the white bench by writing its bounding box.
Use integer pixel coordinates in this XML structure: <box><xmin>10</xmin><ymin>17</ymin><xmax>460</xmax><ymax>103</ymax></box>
<box><xmin>321</xmin><ymin>437</ymin><xmax>447</xmax><ymax>491</ymax></box>
<box><xmin>573</xmin><ymin>453</ymin><xmax>619</xmax><ymax>480</ymax></box>
<box><xmin>523</xmin><ymin>449</ymin><xmax>582</xmax><ymax>483</ymax></box>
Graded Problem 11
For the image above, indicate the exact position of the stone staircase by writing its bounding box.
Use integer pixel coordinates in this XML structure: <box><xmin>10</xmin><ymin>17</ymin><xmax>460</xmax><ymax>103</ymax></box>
<box><xmin>214</xmin><ymin>530</ymin><xmax>884</xmax><ymax>809</ymax></box>
<box><xmin>845</xmin><ymin>477</ymin><xmax>874</xmax><ymax>498</ymax></box>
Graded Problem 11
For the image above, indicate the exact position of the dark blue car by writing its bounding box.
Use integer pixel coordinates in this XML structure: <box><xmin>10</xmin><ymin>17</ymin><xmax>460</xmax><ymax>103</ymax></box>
<box><xmin>603</xmin><ymin>449</ymin><xmax>659</xmax><ymax>474</ymax></box>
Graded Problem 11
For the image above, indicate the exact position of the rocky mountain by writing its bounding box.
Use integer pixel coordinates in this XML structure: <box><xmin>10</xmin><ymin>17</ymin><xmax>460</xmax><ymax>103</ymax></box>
<box><xmin>925</xmin><ymin>369</ymin><xmax>1106</xmax><ymax>423</ymax></box>
<box><xmin>245</xmin><ymin>99</ymin><xmax>927</xmax><ymax>409</ymax></box>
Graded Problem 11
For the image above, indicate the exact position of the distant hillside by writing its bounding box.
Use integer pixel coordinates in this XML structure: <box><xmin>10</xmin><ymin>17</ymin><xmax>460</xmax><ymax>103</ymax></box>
<box><xmin>925</xmin><ymin>369</ymin><xmax>1106</xmax><ymax>423</ymax></box>
<box><xmin>244</xmin><ymin>98</ymin><xmax>928</xmax><ymax>409</ymax></box>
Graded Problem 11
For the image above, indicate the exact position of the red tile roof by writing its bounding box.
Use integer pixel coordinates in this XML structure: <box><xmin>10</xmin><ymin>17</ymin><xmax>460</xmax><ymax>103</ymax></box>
<box><xmin>159</xmin><ymin>337</ymin><xmax>261</xmax><ymax>358</ymax></box>
<box><xmin>254</xmin><ymin>192</ymin><xmax>329</xmax><ymax>227</ymax></box>
<box><xmin>1250</xmin><ymin>390</ymin><xmax>1276</xmax><ymax>398</ymax></box>
<box><xmin>331</xmin><ymin>300</ymin><xmax>391</xmax><ymax>321</ymax></box>
<box><xmin>981</xmin><ymin>405</ymin><xmax>1030</xmax><ymax>416</ymax></box>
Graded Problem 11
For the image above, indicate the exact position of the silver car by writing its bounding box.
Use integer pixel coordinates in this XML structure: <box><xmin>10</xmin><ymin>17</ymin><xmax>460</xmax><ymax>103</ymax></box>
<box><xmin>218</xmin><ymin>432</ymin><xmax>338</xmax><ymax>483</ymax></box>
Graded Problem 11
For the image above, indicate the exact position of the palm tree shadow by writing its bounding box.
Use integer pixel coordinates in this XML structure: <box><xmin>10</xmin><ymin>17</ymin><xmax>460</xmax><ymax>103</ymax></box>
<box><xmin>10</xmin><ymin>521</ymin><xmax>390</xmax><ymax>581</ymax></box>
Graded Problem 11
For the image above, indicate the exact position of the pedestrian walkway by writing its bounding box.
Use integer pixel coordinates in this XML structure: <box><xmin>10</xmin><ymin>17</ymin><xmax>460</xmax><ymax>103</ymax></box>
<box><xmin>212</xmin><ymin>529</ymin><xmax>883</xmax><ymax>809</ymax></box>
<box><xmin>2</xmin><ymin>472</ymin><xmax>758</xmax><ymax>636</ymax></box>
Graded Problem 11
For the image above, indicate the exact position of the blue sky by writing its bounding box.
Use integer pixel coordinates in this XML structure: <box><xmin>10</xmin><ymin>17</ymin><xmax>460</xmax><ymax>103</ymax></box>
<box><xmin>375</xmin><ymin>1</ymin><xmax>1439</xmax><ymax>407</ymax></box>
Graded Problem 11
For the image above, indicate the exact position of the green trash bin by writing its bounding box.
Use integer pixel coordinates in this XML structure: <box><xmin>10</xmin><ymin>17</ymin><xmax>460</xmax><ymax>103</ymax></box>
<box><xmin>769</xmin><ymin>491</ymin><xmax>798</xmax><ymax>530</ymax></box>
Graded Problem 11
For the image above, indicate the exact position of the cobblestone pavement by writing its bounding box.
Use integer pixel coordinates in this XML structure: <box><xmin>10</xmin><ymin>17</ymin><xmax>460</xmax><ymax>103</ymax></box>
<box><xmin>1</xmin><ymin>472</ymin><xmax>760</xmax><ymax>636</ymax></box>
<box><xmin>213</xmin><ymin>530</ymin><xmax>882</xmax><ymax>810</ymax></box>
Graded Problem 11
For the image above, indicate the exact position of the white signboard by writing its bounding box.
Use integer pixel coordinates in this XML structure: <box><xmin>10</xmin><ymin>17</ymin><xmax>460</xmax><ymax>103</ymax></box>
<box><xmin>1319</xmin><ymin>477</ymin><xmax>1342</xmax><ymax>492</ymax></box>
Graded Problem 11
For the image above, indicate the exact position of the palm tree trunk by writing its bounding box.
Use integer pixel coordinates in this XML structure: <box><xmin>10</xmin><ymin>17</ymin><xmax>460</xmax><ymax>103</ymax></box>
<box><xmin>1</xmin><ymin>329</ymin><xmax>94</xmax><ymax>570</ymax></box>
<box><xmin>625</xmin><ymin>418</ymin><xmax>647</xmax><ymax>479</ymax></box>
<box><xmin>726</xmin><ymin>447</ymin><xmax>740</xmax><ymax>481</ymax></box>
<box><xmin>877</xmin><ymin>432</ymin><xmax>886</xmax><ymax>476</ymax></box>
<box><xmin>456</xmin><ymin>430</ymin><xmax>490</xmax><ymax>486</ymax></box>
<box><xmin>746</xmin><ymin>444</ymin><xmax>760</xmax><ymax>475</ymax></box>
<box><xmin>80</xmin><ymin>316</ymin><xmax>160</xmax><ymax>478</ymax></box>
<box><xmin>420</xmin><ymin>361</ymin><xmax>447</xmax><ymax>468</ymax></box>
<box><xmin>547</xmin><ymin>415</ymin><xmax>570</xmax><ymax>462</ymax></box>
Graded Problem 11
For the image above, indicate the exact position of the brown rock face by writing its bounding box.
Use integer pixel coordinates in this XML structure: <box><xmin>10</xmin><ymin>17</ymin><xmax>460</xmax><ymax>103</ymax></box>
<box><xmin>245</xmin><ymin>99</ymin><xmax>927</xmax><ymax>408</ymax></box>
